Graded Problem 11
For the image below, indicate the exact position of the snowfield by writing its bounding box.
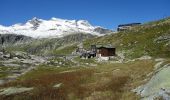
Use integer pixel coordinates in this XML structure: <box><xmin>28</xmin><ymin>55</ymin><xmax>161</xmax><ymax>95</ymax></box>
<box><xmin>0</xmin><ymin>17</ymin><xmax>110</xmax><ymax>38</ymax></box>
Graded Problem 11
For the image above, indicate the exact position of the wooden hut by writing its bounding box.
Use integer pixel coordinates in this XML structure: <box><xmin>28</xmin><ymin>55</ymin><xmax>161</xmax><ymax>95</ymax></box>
<box><xmin>91</xmin><ymin>44</ymin><xmax>116</xmax><ymax>60</ymax></box>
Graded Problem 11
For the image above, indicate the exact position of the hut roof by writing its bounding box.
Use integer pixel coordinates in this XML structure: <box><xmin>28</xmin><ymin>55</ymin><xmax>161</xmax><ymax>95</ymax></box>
<box><xmin>118</xmin><ymin>23</ymin><xmax>141</xmax><ymax>27</ymax></box>
<box><xmin>96</xmin><ymin>44</ymin><xmax>115</xmax><ymax>49</ymax></box>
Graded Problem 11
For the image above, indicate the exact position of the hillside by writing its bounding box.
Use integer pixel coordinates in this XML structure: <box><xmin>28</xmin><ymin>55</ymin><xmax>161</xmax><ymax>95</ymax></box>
<box><xmin>84</xmin><ymin>17</ymin><xmax>170</xmax><ymax>59</ymax></box>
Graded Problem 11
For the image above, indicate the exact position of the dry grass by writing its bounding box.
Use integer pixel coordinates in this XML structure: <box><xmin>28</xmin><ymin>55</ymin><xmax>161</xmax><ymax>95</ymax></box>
<box><xmin>0</xmin><ymin>67</ymin><xmax>94</xmax><ymax>100</ymax></box>
<box><xmin>0</xmin><ymin>60</ymin><xmax>155</xmax><ymax>100</ymax></box>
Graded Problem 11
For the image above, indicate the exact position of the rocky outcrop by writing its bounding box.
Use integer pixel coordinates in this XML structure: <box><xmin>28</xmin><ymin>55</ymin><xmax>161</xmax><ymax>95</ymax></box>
<box><xmin>133</xmin><ymin>59</ymin><xmax>170</xmax><ymax>100</ymax></box>
<box><xmin>0</xmin><ymin>34</ymin><xmax>32</xmax><ymax>45</ymax></box>
<box><xmin>0</xmin><ymin>51</ymin><xmax>47</xmax><ymax>85</ymax></box>
<box><xmin>154</xmin><ymin>34</ymin><xmax>170</xmax><ymax>43</ymax></box>
<box><xmin>94</xmin><ymin>27</ymin><xmax>113</xmax><ymax>34</ymax></box>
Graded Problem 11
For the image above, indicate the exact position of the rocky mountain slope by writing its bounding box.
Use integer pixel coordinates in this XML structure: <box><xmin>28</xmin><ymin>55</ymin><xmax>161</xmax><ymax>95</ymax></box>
<box><xmin>0</xmin><ymin>17</ymin><xmax>112</xmax><ymax>38</ymax></box>
<box><xmin>2</xmin><ymin>33</ymin><xmax>95</xmax><ymax>55</ymax></box>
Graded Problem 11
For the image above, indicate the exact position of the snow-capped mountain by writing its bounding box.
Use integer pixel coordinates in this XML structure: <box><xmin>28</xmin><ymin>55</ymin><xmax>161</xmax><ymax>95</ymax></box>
<box><xmin>0</xmin><ymin>17</ymin><xmax>112</xmax><ymax>38</ymax></box>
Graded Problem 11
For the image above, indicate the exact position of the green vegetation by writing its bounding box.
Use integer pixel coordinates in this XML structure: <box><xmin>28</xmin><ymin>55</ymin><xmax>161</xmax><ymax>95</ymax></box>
<box><xmin>0</xmin><ymin>66</ymin><xmax>9</xmax><ymax>78</ymax></box>
<box><xmin>46</xmin><ymin>57</ymin><xmax>76</xmax><ymax>67</ymax></box>
<box><xmin>0</xmin><ymin>72</ymin><xmax>8</xmax><ymax>78</ymax></box>
<box><xmin>53</xmin><ymin>44</ymin><xmax>77</xmax><ymax>55</ymax></box>
<box><xmin>74</xmin><ymin>57</ymin><xmax>96</xmax><ymax>64</ymax></box>
<box><xmin>0</xmin><ymin>66</ymin><xmax>21</xmax><ymax>78</ymax></box>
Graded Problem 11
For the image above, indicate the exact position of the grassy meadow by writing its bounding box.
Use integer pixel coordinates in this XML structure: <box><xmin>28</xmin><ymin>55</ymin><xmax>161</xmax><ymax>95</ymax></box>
<box><xmin>0</xmin><ymin>59</ymin><xmax>156</xmax><ymax>100</ymax></box>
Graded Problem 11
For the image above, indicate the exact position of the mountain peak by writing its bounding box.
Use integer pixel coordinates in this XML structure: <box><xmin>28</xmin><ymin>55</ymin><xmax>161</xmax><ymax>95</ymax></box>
<box><xmin>32</xmin><ymin>17</ymin><xmax>42</xmax><ymax>21</ymax></box>
<box><xmin>28</xmin><ymin>17</ymin><xmax>42</xmax><ymax>23</ymax></box>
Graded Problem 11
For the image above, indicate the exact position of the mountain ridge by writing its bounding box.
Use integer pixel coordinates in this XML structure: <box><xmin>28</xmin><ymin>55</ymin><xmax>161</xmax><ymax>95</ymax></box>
<box><xmin>0</xmin><ymin>17</ymin><xmax>113</xmax><ymax>38</ymax></box>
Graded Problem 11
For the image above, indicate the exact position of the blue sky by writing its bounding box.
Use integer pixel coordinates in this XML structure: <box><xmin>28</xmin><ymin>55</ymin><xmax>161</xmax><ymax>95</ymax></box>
<box><xmin>0</xmin><ymin>0</ymin><xmax>169</xmax><ymax>30</ymax></box>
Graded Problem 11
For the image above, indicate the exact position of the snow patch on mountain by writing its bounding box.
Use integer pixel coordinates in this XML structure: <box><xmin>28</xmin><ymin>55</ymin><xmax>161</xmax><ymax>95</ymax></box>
<box><xmin>0</xmin><ymin>17</ymin><xmax>112</xmax><ymax>38</ymax></box>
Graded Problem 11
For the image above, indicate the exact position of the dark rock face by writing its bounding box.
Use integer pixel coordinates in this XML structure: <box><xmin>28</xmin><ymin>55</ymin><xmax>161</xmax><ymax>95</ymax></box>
<box><xmin>28</xmin><ymin>17</ymin><xmax>42</xmax><ymax>30</ymax></box>
<box><xmin>94</xmin><ymin>27</ymin><xmax>113</xmax><ymax>34</ymax></box>
<box><xmin>0</xmin><ymin>34</ymin><xmax>32</xmax><ymax>45</ymax></box>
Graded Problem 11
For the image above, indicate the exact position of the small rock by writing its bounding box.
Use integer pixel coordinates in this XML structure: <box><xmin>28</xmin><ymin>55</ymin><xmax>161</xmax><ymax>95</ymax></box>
<box><xmin>0</xmin><ymin>80</ymin><xmax>5</xmax><ymax>85</ymax></box>
<box><xmin>59</xmin><ymin>62</ymin><xmax>62</xmax><ymax>65</ymax></box>
<box><xmin>0</xmin><ymin>87</ymin><xmax>33</xmax><ymax>95</ymax></box>
<box><xmin>3</xmin><ymin>64</ymin><xmax>20</xmax><ymax>67</ymax></box>
<box><xmin>53</xmin><ymin>83</ymin><xmax>62</xmax><ymax>88</ymax></box>
<box><xmin>155</xmin><ymin>58</ymin><xmax>166</xmax><ymax>62</ymax></box>
<box><xmin>137</xmin><ymin>56</ymin><xmax>152</xmax><ymax>60</ymax></box>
